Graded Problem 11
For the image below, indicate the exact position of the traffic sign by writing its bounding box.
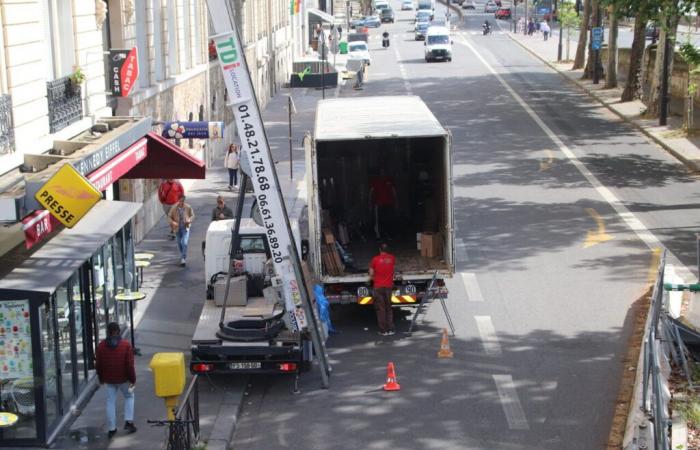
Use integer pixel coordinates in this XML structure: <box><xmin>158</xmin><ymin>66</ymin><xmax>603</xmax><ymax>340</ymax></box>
<box><xmin>34</xmin><ymin>164</ymin><xmax>101</xmax><ymax>228</ymax></box>
<box><xmin>591</xmin><ymin>27</ymin><xmax>603</xmax><ymax>50</ymax></box>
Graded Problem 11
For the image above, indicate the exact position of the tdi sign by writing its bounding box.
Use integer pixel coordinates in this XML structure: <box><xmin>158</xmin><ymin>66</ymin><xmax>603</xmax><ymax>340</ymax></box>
<box><xmin>34</xmin><ymin>164</ymin><xmax>102</xmax><ymax>228</ymax></box>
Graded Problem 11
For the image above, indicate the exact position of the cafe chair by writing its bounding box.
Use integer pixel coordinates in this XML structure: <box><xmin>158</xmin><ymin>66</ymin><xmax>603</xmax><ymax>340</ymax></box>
<box><xmin>10</xmin><ymin>377</ymin><xmax>35</xmax><ymax>416</ymax></box>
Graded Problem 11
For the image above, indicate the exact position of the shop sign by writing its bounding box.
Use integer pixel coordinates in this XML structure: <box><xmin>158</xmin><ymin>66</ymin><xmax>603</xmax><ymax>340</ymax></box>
<box><xmin>162</xmin><ymin>121</ymin><xmax>225</xmax><ymax>140</ymax></box>
<box><xmin>21</xmin><ymin>210</ymin><xmax>61</xmax><ymax>249</ymax></box>
<box><xmin>0</xmin><ymin>300</ymin><xmax>33</xmax><ymax>378</ymax></box>
<box><xmin>34</xmin><ymin>164</ymin><xmax>102</xmax><ymax>228</ymax></box>
<box><xmin>87</xmin><ymin>137</ymin><xmax>148</xmax><ymax>191</ymax></box>
<box><xmin>109</xmin><ymin>48</ymin><xmax>139</xmax><ymax>97</ymax></box>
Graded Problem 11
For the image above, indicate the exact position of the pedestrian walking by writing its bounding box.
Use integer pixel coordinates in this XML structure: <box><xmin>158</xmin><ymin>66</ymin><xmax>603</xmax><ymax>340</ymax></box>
<box><xmin>95</xmin><ymin>322</ymin><xmax>137</xmax><ymax>439</ymax></box>
<box><xmin>168</xmin><ymin>195</ymin><xmax>195</xmax><ymax>266</ymax></box>
<box><xmin>541</xmin><ymin>20</ymin><xmax>550</xmax><ymax>41</ymax></box>
<box><xmin>158</xmin><ymin>179</ymin><xmax>185</xmax><ymax>239</ymax></box>
<box><xmin>368</xmin><ymin>169</ymin><xmax>397</xmax><ymax>240</ymax></box>
<box><xmin>225</xmin><ymin>143</ymin><xmax>240</xmax><ymax>190</ymax></box>
<box><xmin>369</xmin><ymin>243</ymin><xmax>396</xmax><ymax>336</ymax></box>
<box><xmin>527</xmin><ymin>18</ymin><xmax>535</xmax><ymax>36</ymax></box>
<box><xmin>518</xmin><ymin>17</ymin><xmax>525</xmax><ymax>34</ymax></box>
<box><xmin>535</xmin><ymin>20</ymin><xmax>541</xmax><ymax>33</ymax></box>
<box><xmin>337</xmin><ymin>24</ymin><xmax>343</xmax><ymax>39</ymax></box>
<box><xmin>212</xmin><ymin>195</ymin><xmax>233</xmax><ymax>221</ymax></box>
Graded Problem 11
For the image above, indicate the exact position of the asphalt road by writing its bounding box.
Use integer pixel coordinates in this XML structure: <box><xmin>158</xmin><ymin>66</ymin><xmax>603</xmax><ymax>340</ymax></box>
<box><xmin>232</xmin><ymin>2</ymin><xmax>700</xmax><ymax>449</ymax></box>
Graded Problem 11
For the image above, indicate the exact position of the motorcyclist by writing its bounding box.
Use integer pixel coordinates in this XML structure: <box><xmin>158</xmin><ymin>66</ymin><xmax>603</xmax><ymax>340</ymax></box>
<box><xmin>382</xmin><ymin>30</ymin><xmax>390</xmax><ymax>48</ymax></box>
<box><xmin>482</xmin><ymin>19</ymin><xmax>491</xmax><ymax>34</ymax></box>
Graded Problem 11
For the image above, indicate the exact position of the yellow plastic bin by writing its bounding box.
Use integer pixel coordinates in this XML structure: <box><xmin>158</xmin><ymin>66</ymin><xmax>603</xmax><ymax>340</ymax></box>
<box><xmin>149</xmin><ymin>352</ymin><xmax>186</xmax><ymax>398</ymax></box>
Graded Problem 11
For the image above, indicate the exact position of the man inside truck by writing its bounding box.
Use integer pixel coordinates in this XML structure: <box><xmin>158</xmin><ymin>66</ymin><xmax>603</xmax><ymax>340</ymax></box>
<box><xmin>369</xmin><ymin>242</ymin><xmax>396</xmax><ymax>336</ymax></box>
<box><xmin>368</xmin><ymin>169</ymin><xmax>398</xmax><ymax>240</ymax></box>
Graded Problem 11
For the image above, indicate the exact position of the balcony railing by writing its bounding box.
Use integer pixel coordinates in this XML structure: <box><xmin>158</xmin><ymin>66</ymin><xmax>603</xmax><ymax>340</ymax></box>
<box><xmin>0</xmin><ymin>94</ymin><xmax>15</xmax><ymax>154</ymax></box>
<box><xmin>47</xmin><ymin>76</ymin><xmax>83</xmax><ymax>134</ymax></box>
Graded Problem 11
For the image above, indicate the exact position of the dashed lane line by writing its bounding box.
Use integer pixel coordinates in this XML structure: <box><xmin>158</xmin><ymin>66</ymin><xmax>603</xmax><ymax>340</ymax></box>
<box><xmin>461</xmin><ymin>272</ymin><xmax>484</xmax><ymax>302</ymax></box>
<box><xmin>475</xmin><ymin>315</ymin><xmax>502</xmax><ymax>355</ymax></box>
<box><xmin>394</xmin><ymin>44</ymin><xmax>413</xmax><ymax>95</ymax></box>
<box><xmin>493</xmin><ymin>374</ymin><xmax>530</xmax><ymax>430</ymax></box>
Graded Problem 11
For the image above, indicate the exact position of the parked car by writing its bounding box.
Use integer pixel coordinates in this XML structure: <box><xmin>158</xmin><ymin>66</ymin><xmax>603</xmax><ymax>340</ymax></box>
<box><xmin>415</xmin><ymin>21</ymin><xmax>430</xmax><ymax>40</ymax></box>
<box><xmin>484</xmin><ymin>1</ymin><xmax>498</xmax><ymax>12</ymax></box>
<box><xmin>494</xmin><ymin>7</ymin><xmax>511</xmax><ymax>19</ymax></box>
<box><xmin>401</xmin><ymin>0</ymin><xmax>414</xmax><ymax>10</ymax></box>
<box><xmin>363</xmin><ymin>15</ymin><xmax>382</xmax><ymax>27</ymax></box>
<box><xmin>380</xmin><ymin>7</ymin><xmax>395</xmax><ymax>22</ymax></box>
<box><xmin>461</xmin><ymin>0</ymin><xmax>476</xmax><ymax>8</ymax></box>
<box><xmin>348</xmin><ymin>41</ymin><xmax>371</xmax><ymax>65</ymax></box>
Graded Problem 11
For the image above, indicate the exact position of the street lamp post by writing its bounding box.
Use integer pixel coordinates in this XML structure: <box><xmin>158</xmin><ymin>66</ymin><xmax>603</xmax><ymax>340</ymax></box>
<box><xmin>660</xmin><ymin>18</ymin><xmax>671</xmax><ymax>126</ymax></box>
<box><xmin>557</xmin><ymin>18</ymin><xmax>563</xmax><ymax>60</ymax></box>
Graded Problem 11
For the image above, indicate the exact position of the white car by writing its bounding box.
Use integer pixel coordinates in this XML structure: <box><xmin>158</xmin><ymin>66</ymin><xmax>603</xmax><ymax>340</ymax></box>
<box><xmin>348</xmin><ymin>41</ymin><xmax>371</xmax><ymax>65</ymax></box>
<box><xmin>401</xmin><ymin>0</ymin><xmax>414</xmax><ymax>10</ymax></box>
<box><xmin>424</xmin><ymin>26</ymin><xmax>452</xmax><ymax>62</ymax></box>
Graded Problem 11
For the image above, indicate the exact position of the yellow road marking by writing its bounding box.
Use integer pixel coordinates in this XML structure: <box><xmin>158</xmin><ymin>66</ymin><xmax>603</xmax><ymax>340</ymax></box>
<box><xmin>582</xmin><ymin>207</ymin><xmax>614</xmax><ymax>249</ymax></box>
<box><xmin>539</xmin><ymin>149</ymin><xmax>554</xmax><ymax>172</ymax></box>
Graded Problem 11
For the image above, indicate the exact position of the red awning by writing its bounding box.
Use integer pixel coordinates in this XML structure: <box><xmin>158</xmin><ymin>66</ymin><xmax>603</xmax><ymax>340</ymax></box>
<box><xmin>122</xmin><ymin>132</ymin><xmax>205</xmax><ymax>179</ymax></box>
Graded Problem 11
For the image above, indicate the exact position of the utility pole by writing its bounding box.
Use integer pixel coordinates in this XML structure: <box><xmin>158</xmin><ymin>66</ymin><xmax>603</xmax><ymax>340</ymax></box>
<box><xmin>557</xmin><ymin>15</ymin><xmax>563</xmax><ymax>60</ymax></box>
<box><xmin>660</xmin><ymin>16</ymin><xmax>671</xmax><ymax>126</ymax></box>
<box><xmin>592</xmin><ymin>1</ymin><xmax>602</xmax><ymax>84</ymax></box>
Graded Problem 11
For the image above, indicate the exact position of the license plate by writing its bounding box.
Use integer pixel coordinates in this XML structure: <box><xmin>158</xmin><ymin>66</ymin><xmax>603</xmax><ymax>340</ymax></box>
<box><xmin>229</xmin><ymin>362</ymin><xmax>261</xmax><ymax>370</ymax></box>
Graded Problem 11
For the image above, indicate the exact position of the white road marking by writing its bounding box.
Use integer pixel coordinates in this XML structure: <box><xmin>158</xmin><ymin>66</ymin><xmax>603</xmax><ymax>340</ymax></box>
<box><xmin>475</xmin><ymin>315</ymin><xmax>502</xmax><ymax>355</ymax></box>
<box><xmin>493</xmin><ymin>374</ymin><xmax>530</xmax><ymax>430</ymax></box>
<box><xmin>460</xmin><ymin>272</ymin><xmax>484</xmax><ymax>302</ymax></box>
<box><xmin>394</xmin><ymin>45</ymin><xmax>413</xmax><ymax>95</ymax></box>
<box><xmin>455</xmin><ymin>32</ymin><xmax>694</xmax><ymax>282</ymax></box>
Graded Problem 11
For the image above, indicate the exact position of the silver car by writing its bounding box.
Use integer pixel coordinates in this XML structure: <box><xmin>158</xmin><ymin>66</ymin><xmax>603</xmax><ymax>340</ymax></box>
<box><xmin>484</xmin><ymin>1</ymin><xmax>498</xmax><ymax>12</ymax></box>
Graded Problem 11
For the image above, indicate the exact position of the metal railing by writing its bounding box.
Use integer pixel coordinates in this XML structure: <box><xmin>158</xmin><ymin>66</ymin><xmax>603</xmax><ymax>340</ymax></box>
<box><xmin>47</xmin><ymin>76</ymin><xmax>83</xmax><ymax>134</ymax></box>
<box><xmin>148</xmin><ymin>374</ymin><xmax>200</xmax><ymax>450</ymax></box>
<box><xmin>0</xmin><ymin>94</ymin><xmax>15</xmax><ymax>154</ymax></box>
<box><xmin>641</xmin><ymin>250</ymin><xmax>670</xmax><ymax>450</ymax></box>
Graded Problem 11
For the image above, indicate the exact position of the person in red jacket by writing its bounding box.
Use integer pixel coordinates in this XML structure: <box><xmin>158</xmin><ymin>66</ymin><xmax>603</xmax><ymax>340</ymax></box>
<box><xmin>158</xmin><ymin>179</ymin><xmax>185</xmax><ymax>239</ymax></box>
<box><xmin>369</xmin><ymin>243</ymin><xmax>396</xmax><ymax>336</ymax></box>
<box><xmin>95</xmin><ymin>322</ymin><xmax>137</xmax><ymax>438</ymax></box>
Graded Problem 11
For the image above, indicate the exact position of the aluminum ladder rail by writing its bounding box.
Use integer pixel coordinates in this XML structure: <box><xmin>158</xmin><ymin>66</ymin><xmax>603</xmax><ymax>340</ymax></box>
<box><xmin>407</xmin><ymin>271</ymin><xmax>455</xmax><ymax>336</ymax></box>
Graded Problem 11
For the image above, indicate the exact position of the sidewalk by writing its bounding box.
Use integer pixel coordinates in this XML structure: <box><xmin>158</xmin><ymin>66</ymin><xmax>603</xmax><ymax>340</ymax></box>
<box><xmin>40</xmin><ymin>78</ymin><xmax>332</xmax><ymax>450</ymax></box>
<box><xmin>506</xmin><ymin>30</ymin><xmax>700</xmax><ymax>173</ymax></box>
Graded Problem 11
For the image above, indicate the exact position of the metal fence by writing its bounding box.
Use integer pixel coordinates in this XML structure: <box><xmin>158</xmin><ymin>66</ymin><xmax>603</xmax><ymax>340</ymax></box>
<box><xmin>641</xmin><ymin>250</ymin><xmax>670</xmax><ymax>450</ymax></box>
<box><xmin>149</xmin><ymin>374</ymin><xmax>200</xmax><ymax>450</ymax></box>
<box><xmin>46</xmin><ymin>76</ymin><xmax>83</xmax><ymax>134</ymax></box>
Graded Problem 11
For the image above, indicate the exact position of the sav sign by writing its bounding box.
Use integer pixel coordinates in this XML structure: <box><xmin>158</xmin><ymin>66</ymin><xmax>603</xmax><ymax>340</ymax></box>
<box><xmin>109</xmin><ymin>48</ymin><xmax>139</xmax><ymax>97</ymax></box>
<box><xmin>34</xmin><ymin>164</ymin><xmax>102</xmax><ymax>228</ymax></box>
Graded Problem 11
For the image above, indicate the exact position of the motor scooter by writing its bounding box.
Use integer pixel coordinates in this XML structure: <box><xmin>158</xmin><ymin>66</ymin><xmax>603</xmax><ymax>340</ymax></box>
<box><xmin>482</xmin><ymin>24</ymin><xmax>491</xmax><ymax>35</ymax></box>
<box><xmin>382</xmin><ymin>31</ymin><xmax>390</xmax><ymax>48</ymax></box>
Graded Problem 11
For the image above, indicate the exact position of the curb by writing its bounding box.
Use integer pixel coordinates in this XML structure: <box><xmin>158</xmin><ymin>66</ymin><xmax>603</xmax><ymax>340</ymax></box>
<box><xmin>504</xmin><ymin>32</ymin><xmax>700</xmax><ymax>174</ymax></box>
<box><xmin>205</xmin><ymin>381</ymin><xmax>248</xmax><ymax>450</ymax></box>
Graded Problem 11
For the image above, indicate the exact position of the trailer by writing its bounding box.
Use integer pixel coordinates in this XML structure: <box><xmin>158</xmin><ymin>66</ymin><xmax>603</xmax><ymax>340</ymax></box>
<box><xmin>306</xmin><ymin>96</ymin><xmax>455</xmax><ymax>305</ymax></box>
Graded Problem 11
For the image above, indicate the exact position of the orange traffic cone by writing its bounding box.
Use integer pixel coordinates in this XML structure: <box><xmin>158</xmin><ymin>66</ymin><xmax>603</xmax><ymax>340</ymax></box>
<box><xmin>383</xmin><ymin>362</ymin><xmax>401</xmax><ymax>391</ymax></box>
<box><xmin>437</xmin><ymin>328</ymin><xmax>454</xmax><ymax>358</ymax></box>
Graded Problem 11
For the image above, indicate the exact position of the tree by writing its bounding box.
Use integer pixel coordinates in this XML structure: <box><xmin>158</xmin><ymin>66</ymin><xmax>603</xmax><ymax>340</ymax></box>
<box><xmin>582</xmin><ymin>0</ymin><xmax>601</xmax><ymax>79</ymax></box>
<box><xmin>646</xmin><ymin>2</ymin><xmax>681</xmax><ymax>117</ymax></box>
<box><xmin>559</xmin><ymin>0</ymin><xmax>580</xmax><ymax>61</ymax></box>
<box><xmin>604</xmin><ymin>3</ymin><xmax>619</xmax><ymax>87</ymax></box>
<box><xmin>573</xmin><ymin>0</ymin><xmax>591</xmax><ymax>69</ymax></box>
<box><xmin>621</xmin><ymin>10</ymin><xmax>649</xmax><ymax>101</ymax></box>
<box><xmin>677</xmin><ymin>42</ymin><xmax>700</xmax><ymax>129</ymax></box>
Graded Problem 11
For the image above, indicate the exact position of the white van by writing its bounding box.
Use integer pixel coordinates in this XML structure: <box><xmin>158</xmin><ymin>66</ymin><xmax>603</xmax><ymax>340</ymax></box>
<box><xmin>424</xmin><ymin>26</ymin><xmax>453</xmax><ymax>62</ymax></box>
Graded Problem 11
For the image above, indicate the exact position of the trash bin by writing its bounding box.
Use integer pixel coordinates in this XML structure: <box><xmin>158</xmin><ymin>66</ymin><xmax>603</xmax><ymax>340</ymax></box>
<box><xmin>339</xmin><ymin>41</ymin><xmax>348</xmax><ymax>54</ymax></box>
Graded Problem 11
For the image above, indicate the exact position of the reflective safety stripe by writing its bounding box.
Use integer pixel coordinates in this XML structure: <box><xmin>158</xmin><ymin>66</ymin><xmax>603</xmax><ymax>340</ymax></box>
<box><xmin>358</xmin><ymin>295</ymin><xmax>416</xmax><ymax>305</ymax></box>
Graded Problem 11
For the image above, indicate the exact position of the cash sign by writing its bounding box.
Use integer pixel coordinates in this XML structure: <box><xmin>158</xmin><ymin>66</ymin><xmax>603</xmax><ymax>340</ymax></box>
<box><xmin>34</xmin><ymin>164</ymin><xmax>102</xmax><ymax>228</ymax></box>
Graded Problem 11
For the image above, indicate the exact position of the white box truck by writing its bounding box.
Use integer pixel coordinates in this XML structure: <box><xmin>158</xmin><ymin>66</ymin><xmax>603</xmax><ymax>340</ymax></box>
<box><xmin>306</xmin><ymin>96</ymin><xmax>454</xmax><ymax>305</ymax></box>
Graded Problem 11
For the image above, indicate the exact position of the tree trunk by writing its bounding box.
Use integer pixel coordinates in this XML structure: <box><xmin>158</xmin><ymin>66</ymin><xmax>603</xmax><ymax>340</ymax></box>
<box><xmin>621</xmin><ymin>11</ymin><xmax>647</xmax><ymax>101</ymax></box>
<box><xmin>605</xmin><ymin>6</ymin><xmax>618</xmax><ymax>88</ymax></box>
<box><xmin>647</xmin><ymin>14</ymin><xmax>679</xmax><ymax>117</ymax></box>
<box><xmin>573</xmin><ymin>0</ymin><xmax>590</xmax><ymax>69</ymax></box>
<box><xmin>583</xmin><ymin>0</ymin><xmax>599</xmax><ymax>79</ymax></box>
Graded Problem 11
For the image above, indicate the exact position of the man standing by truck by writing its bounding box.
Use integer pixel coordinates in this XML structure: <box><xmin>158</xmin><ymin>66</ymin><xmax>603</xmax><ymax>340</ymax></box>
<box><xmin>369</xmin><ymin>243</ymin><xmax>396</xmax><ymax>336</ymax></box>
<box><xmin>369</xmin><ymin>170</ymin><xmax>397</xmax><ymax>240</ymax></box>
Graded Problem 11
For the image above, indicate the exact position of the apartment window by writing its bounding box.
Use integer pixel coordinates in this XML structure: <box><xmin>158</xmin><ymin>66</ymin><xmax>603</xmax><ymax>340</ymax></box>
<box><xmin>183</xmin><ymin>0</ymin><xmax>192</xmax><ymax>70</ymax></box>
<box><xmin>135</xmin><ymin>0</ymin><xmax>150</xmax><ymax>88</ymax></box>
<box><xmin>42</xmin><ymin>0</ymin><xmax>76</xmax><ymax>80</ymax></box>
<box><xmin>152</xmin><ymin>0</ymin><xmax>165</xmax><ymax>80</ymax></box>
<box><xmin>167</xmin><ymin>0</ymin><xmax>178</xmax><ymax>76</ymax></box>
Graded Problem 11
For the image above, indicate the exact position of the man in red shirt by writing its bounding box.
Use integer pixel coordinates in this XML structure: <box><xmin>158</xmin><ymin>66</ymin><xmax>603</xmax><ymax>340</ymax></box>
<box><xmin>369</xmin><ymin>243</ymin><xmax>396</xmax><ymax>336</ymax></box>
<box><xmin>95</xmin><ymin>322</ymin><xmax>137</xmax><ymax>438</ymax></box>
<box><xmin>369</xmin><ymin>172</ymin><xmax>397</xmax><ymax>240</ymax></box>
<box><xmin>158</xmin><ymin>179</ymin><xmax>185</xmax><ymax>239</ymax></box>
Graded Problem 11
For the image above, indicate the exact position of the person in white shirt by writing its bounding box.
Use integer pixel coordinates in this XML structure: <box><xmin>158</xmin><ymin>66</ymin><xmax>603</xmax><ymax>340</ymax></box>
<box><xmin>225</xmin><ymin>143</ymin><xmax>240</xmax><ymax>190</ymax></box>
<box><xmin>541</xmin><ymin>20</ymin><xmax>550</xmax><ymax>41</ymax></box>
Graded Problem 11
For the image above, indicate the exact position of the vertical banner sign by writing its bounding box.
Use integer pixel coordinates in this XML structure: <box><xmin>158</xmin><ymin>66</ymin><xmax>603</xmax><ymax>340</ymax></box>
<box><xmin>210</xmin><ymin>2</ymin><xmax>307</xmax><ymax>331</ymax></box>
<box><xmin>591</xmin><ymin>27</ymin><xmax>603</xmax><ymax>51</ymax></box>
<box><xmin>109</xmin><ymin>48</ymin><xmax>139</xmax><ymax>97</ymax></box>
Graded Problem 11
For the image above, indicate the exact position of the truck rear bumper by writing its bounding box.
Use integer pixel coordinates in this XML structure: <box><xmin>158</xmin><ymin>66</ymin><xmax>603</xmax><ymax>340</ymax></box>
<box><xmin>324</xmin><ymin>280</ymin><xmax>448</xmax><ymax>305</ymax></box>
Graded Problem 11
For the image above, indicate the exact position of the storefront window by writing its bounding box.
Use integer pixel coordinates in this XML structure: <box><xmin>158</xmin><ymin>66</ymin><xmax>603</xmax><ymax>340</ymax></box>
<box><xmin>113</xmin><ymin>230</ymin><xmax>132</xmax><ymax>329</ymax></box>
<box><xmin>39</xmin><ymin>302</ymin><xmax>60</xmax><ymax>430</ymax></box>
<box><xmin>91</xmin><ymin>250</ymin><xmax>107</xmax><ymax>344</ymax></box>
<box><xmin>104</xmin><ymin>243</ymin><xmax>117</xmax><ymax>326</ymax></box>
<box><xmin>54</xmin><ymin>283</ymin><xmax>73</xmax><ymax>413</ymax></box>
<box><xmin>0</xmin><ymin>299</ymin><xmax>36</xmax><ymax>439</ymax></box>
<box><xmin>69</xmin><ymin>273</ymin><xmax>87</xmax><ymax>390</ymax></box>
